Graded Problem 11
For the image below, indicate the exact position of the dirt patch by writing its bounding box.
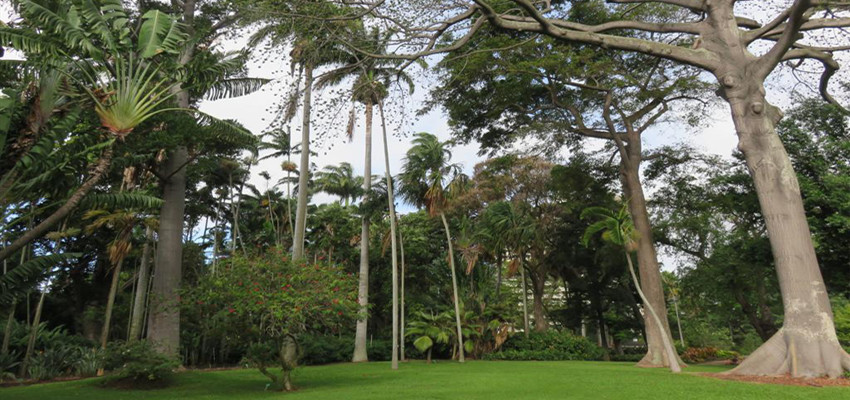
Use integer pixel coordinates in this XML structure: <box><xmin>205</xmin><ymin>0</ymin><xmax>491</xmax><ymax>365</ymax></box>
<box><xmin>701</xmin><ymin>372</ymin><xmax>850</xmax><ymax>387</ymax></box>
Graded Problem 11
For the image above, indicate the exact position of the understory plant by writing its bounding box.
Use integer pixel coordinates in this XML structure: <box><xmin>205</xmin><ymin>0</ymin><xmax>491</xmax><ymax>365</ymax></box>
<box><xmin>185</xmin><ymin>248</ymin><xmax>359</xmax><ymax>391</ymax></box>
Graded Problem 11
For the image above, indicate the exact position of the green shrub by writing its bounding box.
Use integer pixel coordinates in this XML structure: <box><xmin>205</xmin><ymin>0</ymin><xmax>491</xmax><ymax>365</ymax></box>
<box><xmin>102</xmin><ymin>341</ymin><xmax>178</xmax><ymax>388</ymax></box>
<box><xmin>833</xmin><ymin>296</ymin><xmax>850</xmax><ymax>352</ymax></box>
<box><xmin>0</xmin><ymin>351</ymin><xmax>20</xmax><ymax>381</ymax></box>
<box><xmin>609</xmin><ymin>353</ymin><xmax>644</xmax><ymax>362</ymax></box>
<box><xmin>73</xmin><ymin>347</ymin><xmax>103</xmax><ymax>377</ymax></box>
<box><xmin>298</xmin><ymin>335</ymin><xmax>352</xmax><ymax>365</ymax></box>
<box><xmin>484</xmin><ymin>331</ymin><xmax>604</xmax><ymax>361</ymax></box>
<box><xmin>298</xmin><ymin>335</ymin><xmax>414</xmax><ymax>365</ymax></box>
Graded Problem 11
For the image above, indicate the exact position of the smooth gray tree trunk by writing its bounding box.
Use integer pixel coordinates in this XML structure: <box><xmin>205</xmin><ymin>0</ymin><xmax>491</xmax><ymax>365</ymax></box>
<box><xmin>399</xmin><ymin>219</ymin><xmax>406</xmax><ymax>362</ymax></box>
<box><xmin>292</xmin><ymin>65</ymin><xmax>313</xmax><ymax>260</ymax></box>
<box><xmin>129</xmin><ymin>226</ymin><xmax>153</xmax><ymax>341</ymax></box>
<box><xmin>147</xmin><ymin>146</ymin><xmax>187</xmax><ymax>357</ymax></box>
<box><xmin>440</xmin><ymin>213</ymin><xmax>464</xmax><ymax>362</ymax></box>
<box><xmin>625</xmin><ymin>250</ymin><xmax>680</xmax><ymax>373</ymax></box>
<box><xmin>379</xmin><ymin>103</ymin><xmax>400</xmax><ymax>369</ymax></box>
<box><xmin>100</xmin><ymin>258</ymin><xmax>124</xmax><ymax>349</ymax></box>
<box><xmin>353</xmin><ymin>101</ymin><xmax>373</xmax><ymax>362</ymax></box>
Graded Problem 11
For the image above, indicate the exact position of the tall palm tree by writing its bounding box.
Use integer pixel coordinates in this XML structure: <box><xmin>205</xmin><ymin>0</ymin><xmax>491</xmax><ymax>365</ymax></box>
<box><xmin>315</xmin><ymin>162</ymin><xmax>363</xmax><ymax>206</ymax></box>
<box><xmin>398</xmin><ymin>132</ymin><xmax>467</xmax><ymax>363</ymax></box>
<box><xmin>581</xmin><ymin>204</ymin><xmax>681</xmax><ymax>373</ymax></box>
<box><xmin>316</xmin><ymin>26</ymin><xmax>414</xmax><ymax>365</ymax></box>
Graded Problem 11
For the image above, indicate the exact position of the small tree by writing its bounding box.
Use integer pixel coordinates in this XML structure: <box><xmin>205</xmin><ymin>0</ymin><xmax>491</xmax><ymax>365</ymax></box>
<box><xmin>582</xmin><ymin>204</ymin><xmax>682</xmax><ymax>373</ymax></box>
<box><xmin>187</xmin><ymin>248</ymin><xmax>359</xmax><ymax>391</ymax></box>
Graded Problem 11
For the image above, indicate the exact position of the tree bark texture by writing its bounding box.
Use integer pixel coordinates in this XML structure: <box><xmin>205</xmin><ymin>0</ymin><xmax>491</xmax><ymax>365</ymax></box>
<box><xmin>147</xmin><ymin>146</ymin><xmax>187</xmax><ymax>357</ymax></box>
<box><xmin>721</xmin><ymin>77</ymin><xmax>850</xmax><ymax>377</ymax></box>
<box><xmin>620</xmin><ymin>158</ymin><xmax>685</xmax><ymax>368</ymax></box>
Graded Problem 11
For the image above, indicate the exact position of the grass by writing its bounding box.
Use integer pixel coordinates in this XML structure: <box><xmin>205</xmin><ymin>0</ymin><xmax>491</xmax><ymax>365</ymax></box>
<box><xmin>3</xmin><ymin>361</ymin><xmax>848</xmax><ymax>400</ymax></box>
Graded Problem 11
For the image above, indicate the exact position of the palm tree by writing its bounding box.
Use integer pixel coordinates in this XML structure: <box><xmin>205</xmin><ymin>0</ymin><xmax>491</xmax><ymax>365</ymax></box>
<box><xmin>482</xmin><ymin>201</ymin><xmax>534</xmax><ymax>335</ymax></box>
<box><xmin>315</xmin><ymin>26</ymin><xmax>414</xmax><ymax>365</ymax></box>
<box><xmin>581</xmin><ymin>204</ymin><xmax>681</xmax><ymax>373</ymax></box>
<box><xmin>398</xmin><ymin>132</ymin><xmax>467</xmax><ymax>363</ymax></box>
<box><xmin>406</xmin><ymin>311</ymin><xmax>454</xmax><ymax>364</ymax></box>
<box><xmin>0</xmin><ymin>3</ymin><xmax>189</xmax><ymax>263</ymax></box>
<box><xmin>315</xmin><ymin>163</ymin><xmax>363</xmax><ymax>206</ymax></box>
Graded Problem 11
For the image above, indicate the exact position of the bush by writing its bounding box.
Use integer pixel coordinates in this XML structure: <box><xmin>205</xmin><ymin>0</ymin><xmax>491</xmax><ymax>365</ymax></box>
<box><xmin>102</xmin><ymin>341</ymin><xmax>178</xmax><ymax>388</ymax></box>
<box><xmin>681</xmin><ymin>347</ymin><xmax>718</xmax><ymax>363</ymax></box>
<box><xmin>73</xmin><ymin>347</ymin><xmax>103</xmax><ymax>377</ymax></box>
<box><xmin>298</xmin><ymin>335</ymin><xmax>404</xmax><ymax>365</ymax></box>
<box><xmin>483</xmin><ymin>331</ymin><xmax>604</xmax><ymax>361</ymax></box>
<box><xmin>0</xmin><ymin>351</ymin><xmax>20</xmax><ymax>381</ymax></box>
<box><xmin>299</xmin><ymin>335</ymin><xmax>352</xmax><ymax>365</ymax></box>
<box><xmin>26</xmin><ymin>345</ymin><xmax>80</xmax><ymax>381</ymax></box>
<box><xmin>609</xmin><ymin>353</ymin><xmax>644</xmax><ymax>362</ymax></box>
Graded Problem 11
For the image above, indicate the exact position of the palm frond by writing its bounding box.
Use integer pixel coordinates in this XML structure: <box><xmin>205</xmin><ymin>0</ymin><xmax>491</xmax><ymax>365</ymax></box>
<box><xmin>203</xmin><ymin>78</ymin><xmax>270</xmax><ymax>101</ymax></box>
<box><xmin>138</xmin><ymin>9</ymin><xmax>187</xmax><ymax>58</ymax></box>
<box><xmin>0</xmin><ymin>253</ymin><xmax>81</xmax><ymax>306</ymax></box>
<box><xmin>79</xmin><ymin>192</ymin><xmax>163</xmax><ymax>210</ymax></box>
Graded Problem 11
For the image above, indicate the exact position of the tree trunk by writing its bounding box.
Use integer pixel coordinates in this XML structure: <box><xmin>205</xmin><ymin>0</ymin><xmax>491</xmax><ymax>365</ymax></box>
<box><xmin>621</xmin><ymin>161</ymin><xmax>684</xmax><ymax>368</ymax></box>
<box><xmin>673</xmin><ymin>298</ymin><xmax>684</xmax><ymax>345</ymax></box>
<box><xmin>129</xmin><ymin>226</ymin><xmax>153</xmax><ymax>341</ymax></box>
<box><xmin>100</xmin><ymin>258</ymin><xmax>124</xmax><ymax>349</ymax></box>
<box><xmin>280</xmin><ymin>335</ymin><xmax>298</xmax><ymax>391</ymax></box>
<box><xmin>440</xmin><ymin>213</ymin><xmax>465</xmax><ymax>362</ymax></box>
<box><xmin>147</xmin><ymin>145</ymin><xmax>187</xmax><ymax>358</ymax></box>
<box><xmin>495</xmin><ymin>252</ymin><xmax>502</xmax><ymax>297</ymax></box>
<box><xmin>352</xmin><ymin>100</ymin><xmax>373</xmax><ymax>363</ymax></box>
<box><xmin>292</xmin><ymin>65</ymin><xmax>313</xmax><ymax>260</ymax></box>
<box><xmin>20</xmin><ymin>289</ymin><xmax>45</xmax><ymax>378</ymax></box>
<box><xmin>721</xmin><ymin>89</ymin><xmax>850</xmax><ymax>378</ymax></box>
<box><xmin>625</xmin><ymin>251</ymin><xmax>681</xmax><ymax>373</ymax></box>
<box><xmin>1</xmin><ymin>300</ymin><xmax>13</xmax><ymax>355</ymax></box>
<box><xmin>520</xmin><ymin>264</ymin><xmax>529</xmax><ymax>337</ymax></box>
<box><xmin>530</xmin><ymin>268</ymin><xmax>548</xmax><ymax>332</ymax></box>
<box><xmin>379</xmin><ymin>102</ymin><xmax>399</xmax><ymax>370</ymax></box>
<box><xmin>0</xmin><ymin>146</ymin><xmax>114</xmax><ymax>263</ymax></box>
<box><xmin>399</xmin><ymin>224</ymin><xmax>406</xmax><ymax>362</ymax></box>
<box><xmin>2</xmin><ymin>258</ymin><xmax>13</xmax><ymax>355</ymax></box>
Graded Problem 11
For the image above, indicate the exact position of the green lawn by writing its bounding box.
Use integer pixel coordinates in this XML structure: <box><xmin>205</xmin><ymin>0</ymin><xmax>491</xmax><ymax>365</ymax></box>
<box><xmin>3</xmin><ymin>361</ymin><xmax>847</xmax><ymax>400</ymax></box>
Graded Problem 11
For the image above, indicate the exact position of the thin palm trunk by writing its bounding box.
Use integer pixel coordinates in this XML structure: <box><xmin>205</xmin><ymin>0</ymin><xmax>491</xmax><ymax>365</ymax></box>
<box><xmin>440</xmin><ymin>212</ymin><xmax>464</xmax><ymax>362</ymax></box>
<box><xmin>520</xmin><ymin>263</ymin><xmax>529</xmax><ymax>337</ymax></box>
<box><xmin>674</xmin><ymin>297</ymin><xmax>684</xmax><ymax>344</ymax></box>
<box><xmin>399</xmin><ymin>219</ymin><xmax>406</xmax><ymax>362</ymax></box>
<box><xmin>624</xmin><ymin>250</ymin><xmax>681</xmax><ymax>373</ymax></box>
<box><xmin>0</xmin><ymin>147</ymin><xmax>114</xmax><ymax>263</ymax></box>
<box><xmin>20</xmin><ymin>289</ymin><xmax>45</xmax><ymax>377</ymax></box>
<box><xmin>379</xmin><ymin>102</ymin><xmax>399</xmax><ymax>370</ymax></box>
<box><xmin>353</xmin><ymin>100</ymin><xmax>374</xmax><ymax>362</ymax></box>
<box><xmin>100</xmin><ymin>258</ymin><xmax>124</xmax><ymax>349</ymax></box>
<box><xmin>292</xmin><ymin>64</ymin><xmax>313</xmax><ymax>260</ymax></box>
<box><xmin>2</xmin><ymin>258</ymin><xmax>13</xmax><ymax>355</ymax></box>
<box><xmin>129</xmin><ymin>226</ymin><xmax>154</xmax><ymax>341</ymax></box>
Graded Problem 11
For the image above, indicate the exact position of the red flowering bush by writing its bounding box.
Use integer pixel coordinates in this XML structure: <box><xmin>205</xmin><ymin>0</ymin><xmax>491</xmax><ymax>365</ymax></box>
<box><xmin>184</xmin><ymin>248</ymin><xmax>359</xmax><ymax>390</ymax></box>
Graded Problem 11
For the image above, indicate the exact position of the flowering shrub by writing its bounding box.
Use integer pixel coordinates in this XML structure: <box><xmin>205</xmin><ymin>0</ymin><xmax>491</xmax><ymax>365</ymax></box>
<box><xmin>184</xmin><ymin>248</ymin><xmax>359</xmax><ymax>390</ymax></box>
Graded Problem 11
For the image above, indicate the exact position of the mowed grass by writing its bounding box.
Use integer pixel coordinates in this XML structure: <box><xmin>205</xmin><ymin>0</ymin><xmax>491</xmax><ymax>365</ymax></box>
<box><xmin>3</xmin><ymin>361</ymin><xmax>847</xmax><ymax>400</ymax></box>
